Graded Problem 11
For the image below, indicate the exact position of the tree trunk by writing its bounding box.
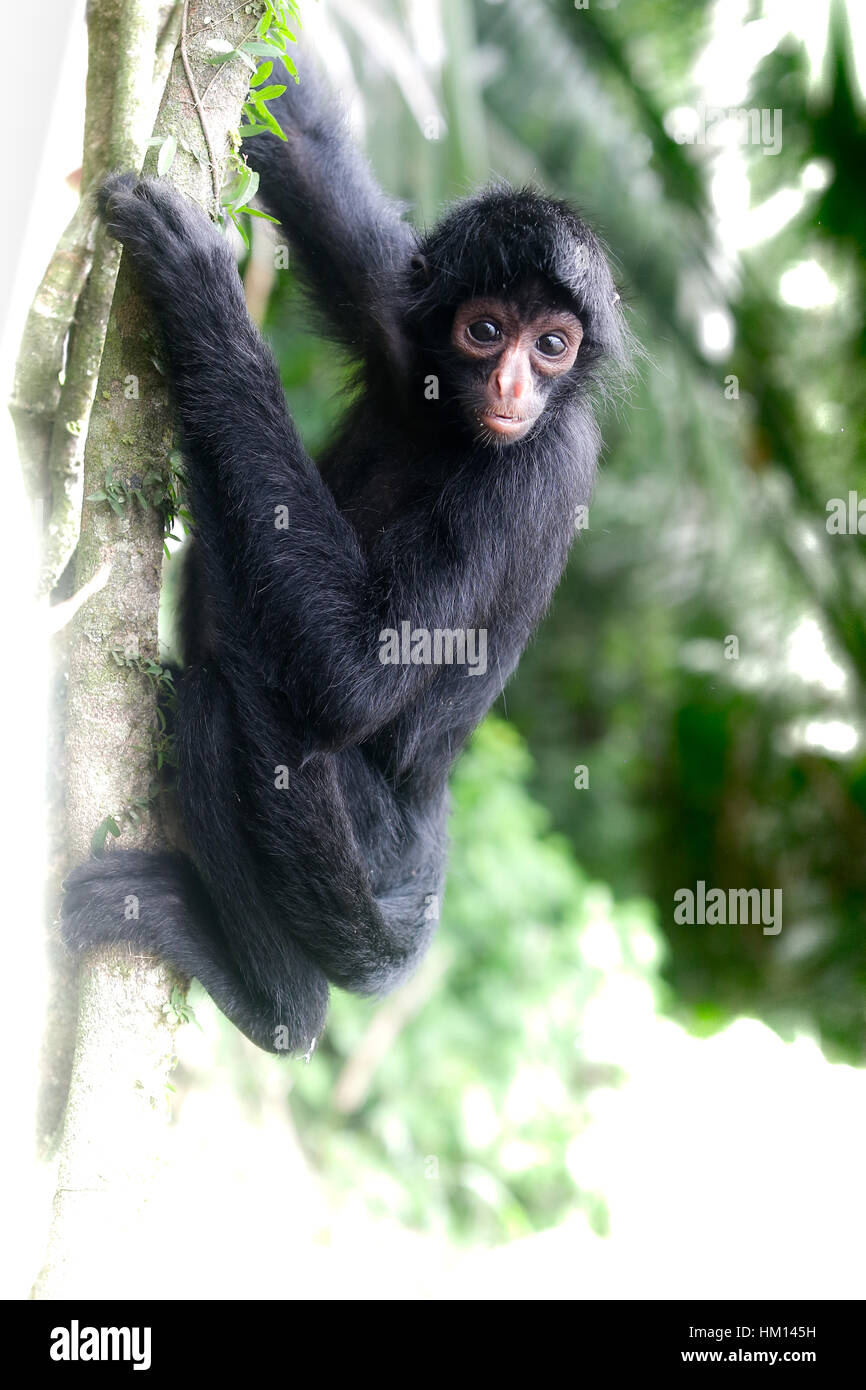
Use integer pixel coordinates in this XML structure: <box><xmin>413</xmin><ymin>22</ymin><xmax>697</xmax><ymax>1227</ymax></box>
<box><xmin>32</xmin><ymin>0</ymin><xmax>253</xmax><ymax>1299</ymax></box>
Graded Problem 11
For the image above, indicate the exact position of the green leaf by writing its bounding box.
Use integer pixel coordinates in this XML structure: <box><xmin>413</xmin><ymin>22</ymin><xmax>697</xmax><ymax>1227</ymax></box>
<box><xmin>221</xmin><ymin>168</ymin><xmax>248</xmax><ymax>205</ymax></box>
<box><xmin>92</xmin><ymin>816</ymin><xmax>121</xmax><ymax>855</ymax></box>
<box><xmin>249</xmin><ymin>61</ymin><xmax>273</xmax><ymax>87</ymax></box>
<box><xmin>246</xmin><ymin>207</ymin><xmax>280</xmax><ymax>223</ymax></box>
<box><xmin>254</xmin><ymin>84</ymin><xmax>286</xmax><ymax>102</ymax></box>
<box><xmin>254</xmin><ymin>100</ymin><xmax>287</xmax><ymax>140</ymax></box>
<box><xmin>221</xmin><ymin>167</ymin><xmax>260</xmax><ymax>212</ymax></box>
<box><xmin>156</xmin><ymin>134</ymin><xmax>177</xmax><ymax>176</ymax></box>
<box><xmin>241</xmin><ymin>40</ymin><xmax>282</xmax><ymax>56</ymax></box>
<box><xmin>238</xmin><ymin>123</ymin><xmax>270</xmax><ymax>139</ymax></box>
<box><xmin>230</xmin><ymin>211</ymin><xmax>250</xmax><ymax>249</ymax></box>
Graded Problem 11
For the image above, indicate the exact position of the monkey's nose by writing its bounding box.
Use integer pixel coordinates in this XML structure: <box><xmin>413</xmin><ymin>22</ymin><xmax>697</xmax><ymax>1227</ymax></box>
<box><xmin>494</xmin><ymin>356</ymin><xmax>529</xmax><ymax>400</ymax></box>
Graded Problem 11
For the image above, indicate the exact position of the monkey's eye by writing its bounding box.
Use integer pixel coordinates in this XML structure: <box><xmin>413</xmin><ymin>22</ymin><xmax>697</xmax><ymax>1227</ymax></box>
<box><xmin>468</xmin><ymin>319</ymin><xmax>501</xmax><ymax>344</ymax></box>
<box><xmin>536</xmin><ymin>333</ymin><xmax>567</xmax><ymax>357</ymax></box>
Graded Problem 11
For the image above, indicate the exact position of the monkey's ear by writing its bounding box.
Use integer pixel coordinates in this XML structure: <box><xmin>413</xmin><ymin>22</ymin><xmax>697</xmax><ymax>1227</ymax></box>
<box><xmin>409</xmin><ymin>252</ymin><xmax>431</xmax><ymax>282</ymax></box>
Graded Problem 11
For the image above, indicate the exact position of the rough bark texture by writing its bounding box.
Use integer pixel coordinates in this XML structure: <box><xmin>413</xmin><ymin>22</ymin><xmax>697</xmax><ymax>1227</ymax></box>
<box><xmin>33</xmin><ymin>2</ymin><xmax>186</xmax><ymax>1152</ymax></box>
<box><xmin>34</xmin><ymin>0</ymin><xmax>254</xmax><ymax>1299</ymax></box>
<box><xmin>35</xmin><ymin>0</ymin><xmax>163</xmax><ymax>1174</ymax></box>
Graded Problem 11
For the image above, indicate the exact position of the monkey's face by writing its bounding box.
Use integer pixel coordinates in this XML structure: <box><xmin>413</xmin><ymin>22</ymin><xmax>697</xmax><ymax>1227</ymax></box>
<box><xmin>450</xmin><ymin>293</ymin><xmax>584</xmax><ymax>444</ymax></box>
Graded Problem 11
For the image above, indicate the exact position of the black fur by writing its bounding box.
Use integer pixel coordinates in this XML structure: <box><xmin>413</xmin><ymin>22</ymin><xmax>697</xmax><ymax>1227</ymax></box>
<box><xmin>62</xmin><ymin>60</ymin><xmax>628</xmax><ymax>1055</ymax></box>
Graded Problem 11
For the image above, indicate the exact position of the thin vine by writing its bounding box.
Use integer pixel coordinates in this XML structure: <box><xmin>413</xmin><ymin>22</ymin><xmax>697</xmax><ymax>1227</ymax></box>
<box><xmin>180</xmin><ymin>0</ymin><xmax>221</xmax><ymax>209</ymax></box>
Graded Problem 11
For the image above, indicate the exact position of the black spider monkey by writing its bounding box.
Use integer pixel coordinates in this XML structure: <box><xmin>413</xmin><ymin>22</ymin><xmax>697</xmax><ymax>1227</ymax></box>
<box><xmin>62</xmin><ymin>54</ymin><xmax>630</xmax><ymax>1055</ymax></box>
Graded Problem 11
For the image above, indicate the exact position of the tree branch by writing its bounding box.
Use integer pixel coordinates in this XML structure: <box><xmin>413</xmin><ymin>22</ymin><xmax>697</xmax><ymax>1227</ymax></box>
<box><xmin>11</xmin><ymin>1</ymin><xmax>190</xmax><ymax>597</ymax></box>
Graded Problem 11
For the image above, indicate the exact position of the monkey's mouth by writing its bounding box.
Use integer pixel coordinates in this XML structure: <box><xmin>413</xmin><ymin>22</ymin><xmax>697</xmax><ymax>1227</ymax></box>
<box><xmin>480</xmin><ymin>410</ymin><xmax>533</xmax><ymax>438</ymax></box>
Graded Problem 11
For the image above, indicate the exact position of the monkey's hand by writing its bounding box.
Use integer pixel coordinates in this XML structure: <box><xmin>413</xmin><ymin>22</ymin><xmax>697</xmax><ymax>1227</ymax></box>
<box><xmin>97</xmin><ymin>173</ymin><xmax>250</xmax><ymax>364</ymax></box>
<box><xmin>99</xmin><ymin>172</ymin><xmax>239</xmax><ymax>297</ymax></box>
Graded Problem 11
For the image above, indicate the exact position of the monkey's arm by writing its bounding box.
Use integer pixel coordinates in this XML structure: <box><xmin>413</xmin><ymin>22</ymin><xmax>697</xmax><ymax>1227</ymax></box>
<box><xmin>243</xmin><ymin>57</ymin><xmax>417</xmax><ymax>365</ymax></box>
<box><xmin>97</xmin><ymin>176</ymin><xmax>465</xmax><ymax>747</ymax></box>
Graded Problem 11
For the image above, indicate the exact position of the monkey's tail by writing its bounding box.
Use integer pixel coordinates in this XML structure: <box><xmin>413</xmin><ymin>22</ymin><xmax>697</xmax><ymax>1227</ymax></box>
<box><xmin>62</xmin><ymin>848</ymin><xmax>329</xmax><ymax>1056</ymax></box>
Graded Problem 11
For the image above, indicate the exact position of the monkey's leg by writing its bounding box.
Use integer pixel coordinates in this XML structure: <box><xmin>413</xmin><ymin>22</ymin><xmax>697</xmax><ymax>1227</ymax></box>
<box><xmin>63</xmin><ymin>662</ymin><xmax>330</xmax><ymax>1056</ymax></box>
